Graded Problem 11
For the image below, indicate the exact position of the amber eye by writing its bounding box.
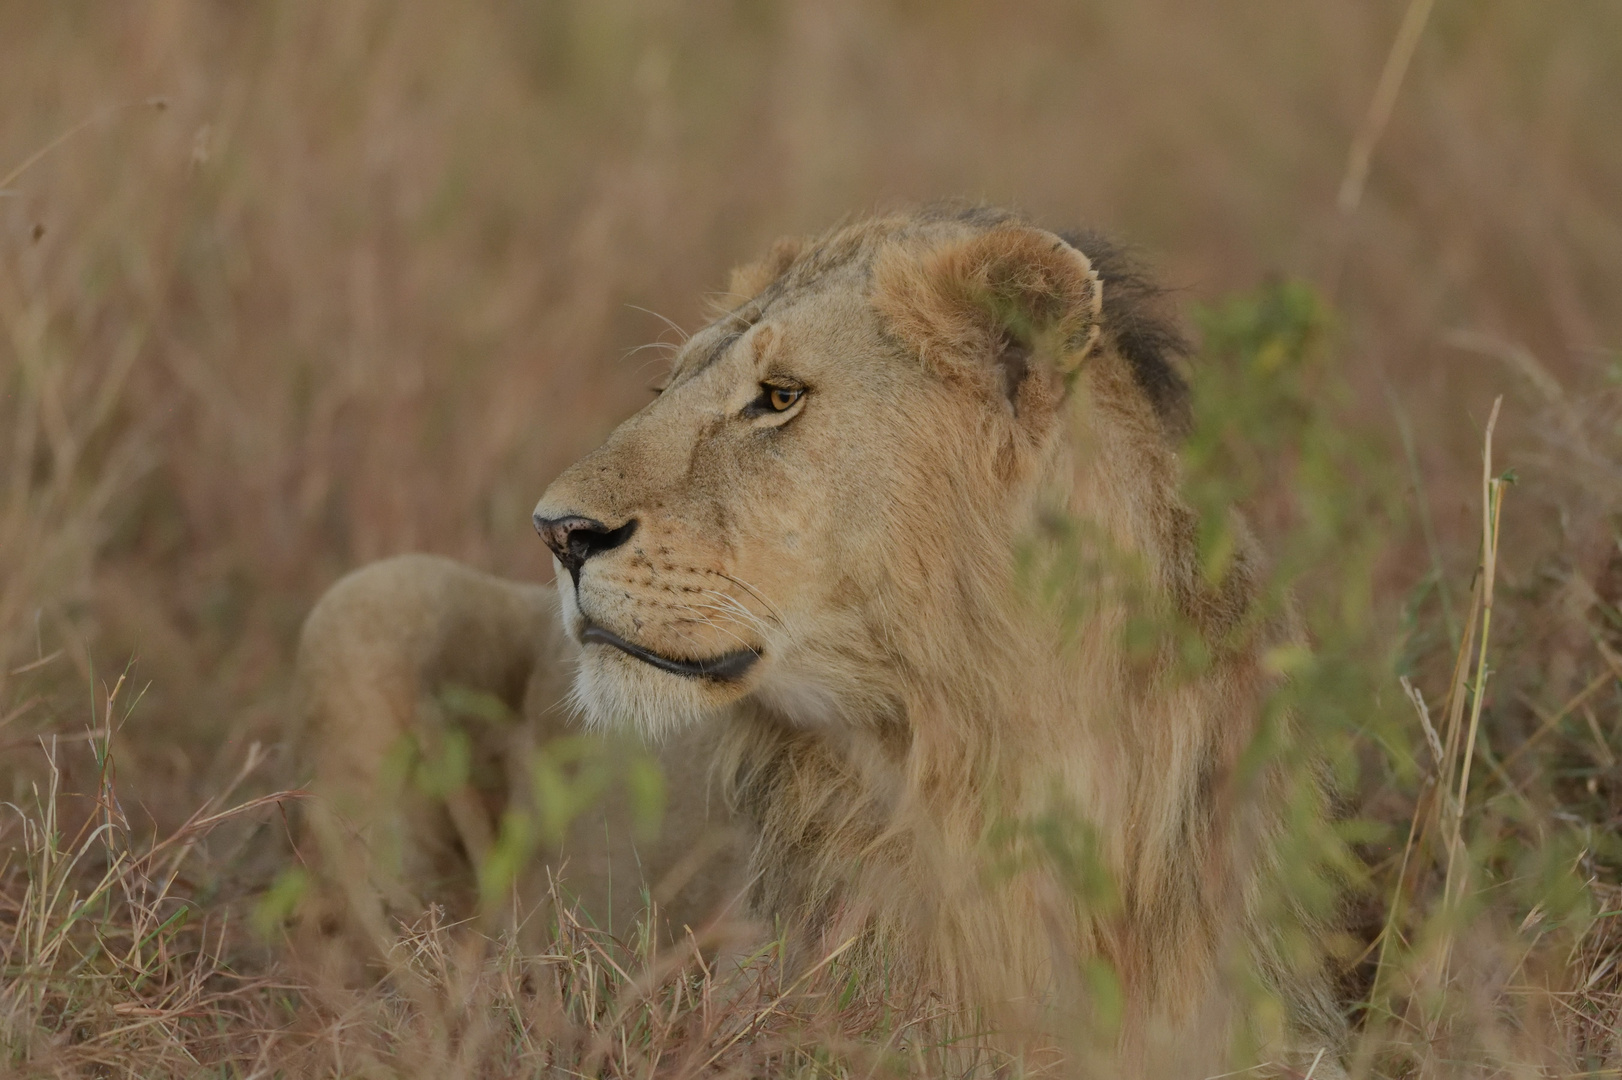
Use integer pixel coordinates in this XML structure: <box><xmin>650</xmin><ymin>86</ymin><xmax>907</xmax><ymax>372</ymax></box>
<box><xmin>765</xmin><ymin>385</ymin><xmax>803</xmax><ymax>412</ymax></box>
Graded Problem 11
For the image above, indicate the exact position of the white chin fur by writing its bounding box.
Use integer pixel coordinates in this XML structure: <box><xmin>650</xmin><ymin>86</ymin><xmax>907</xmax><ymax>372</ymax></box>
<box><xmin>567</xmin><ymin>646</ymin><xmax>731</xmax><ymax>741</ymax></box>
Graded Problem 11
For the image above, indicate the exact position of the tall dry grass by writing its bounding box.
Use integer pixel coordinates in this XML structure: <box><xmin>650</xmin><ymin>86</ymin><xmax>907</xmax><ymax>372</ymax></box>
<box><xmin>2</xmin><ymin>2</ymin><xmax>1620</xmax><ymax>1076</ymax></box>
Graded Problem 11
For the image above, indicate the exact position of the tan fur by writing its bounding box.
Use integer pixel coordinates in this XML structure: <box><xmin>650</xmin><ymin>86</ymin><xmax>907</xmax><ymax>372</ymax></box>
<box><xmin>295</xmin><ymin>206</ymin><xmax>1342</xmax><ymax>1074</ymax></box>
<box><xmin>726</xmin><ymin>234</ymin><xmax>808</xmax><ymax>303</ymax></box>
<box><xmin>292</xmin><ymin>555</ymin><xmax>748</xmax><ymax>955</ymax></box>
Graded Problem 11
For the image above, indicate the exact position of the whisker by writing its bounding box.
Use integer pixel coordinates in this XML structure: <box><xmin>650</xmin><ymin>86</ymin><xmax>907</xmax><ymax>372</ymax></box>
<box><xmin>701</xmin><ymin>290</ymin><xmax>760</xmax><ymax>320</ymax></box>
<box><xmin>695</xmin><ymin>590</ymin><xmax>772</xmax><ymax>636</ymax></box>
<box><xmin>669</xmin><ymin>606</ymin><xmax>762</xmax><ymax>657</ymax></box>
<box><xmin>716</xmin><ymin>573</ymin><xmax>784</xmax><ymax>624</ymax></box>
<box><xmin>688</xmin><ymin>600</ymin><xmax>769</xmax><ymax>639</ymax></box>
<box><xmin>624</xmin><ymin>304</ymin><xmax>690</xmax><ymax>343</ymax></box>
<box><xmin>620</xmin><ymin>340</ymin><xmax>681</xmax><ymax>361</ymax></box>
<box><xmin>720</xmin><ymin>306</ymin><xmax>757</xmax><ymax>333</ymax></box>
<box><xmin>671</xmin><ymin>600</ymin><xmax>754</xmax><ymax>634</ymax></box>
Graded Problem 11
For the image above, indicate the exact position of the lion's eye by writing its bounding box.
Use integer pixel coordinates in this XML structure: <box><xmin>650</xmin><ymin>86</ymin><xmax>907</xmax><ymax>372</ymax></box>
<box><xmin>766</xmin><ymin>385</ymin><xmax>803</xmax><ymax>412</ymax></box>
<box><xmin>745</xmin><ymin>381</ymin><xmax>807</xmax><ymax>420</ymax></box>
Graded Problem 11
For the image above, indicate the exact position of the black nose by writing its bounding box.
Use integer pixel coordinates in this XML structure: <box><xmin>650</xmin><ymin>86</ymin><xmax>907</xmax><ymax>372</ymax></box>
<box><xmin>533</xmin><ymin>514</ymin><xmax>637</xmax><ymax>576</ymax></box>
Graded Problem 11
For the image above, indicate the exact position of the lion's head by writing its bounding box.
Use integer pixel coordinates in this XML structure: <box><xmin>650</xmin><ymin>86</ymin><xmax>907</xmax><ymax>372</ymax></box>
<box><xmin>533</xmin><ymin>205</ymin><xmax>1193</xmax><ymax>740</ymax></box>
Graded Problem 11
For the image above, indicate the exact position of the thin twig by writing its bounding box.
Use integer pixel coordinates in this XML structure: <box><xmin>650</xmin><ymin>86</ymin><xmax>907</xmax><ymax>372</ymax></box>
<box><xmin>0</xmin><ymin>98</ymin><xmax>167</xmax><ymax>192</ymax></box>
<box><xmin>1338</xmin><ymin>0</ymin><xmax>1437</xmax><ymax>213</ymax></box>
<box><xmin>1442</xmin><ymin>396</ymin><xmax>1505</xmax><ymax>929</ymax></box>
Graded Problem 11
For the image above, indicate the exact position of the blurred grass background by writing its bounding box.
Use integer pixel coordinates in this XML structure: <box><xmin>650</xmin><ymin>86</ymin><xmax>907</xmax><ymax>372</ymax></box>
<box><xmin>2</xmin><ymin>1</ymin><xmax>1621</xmax><ymax>1075</ymax></box>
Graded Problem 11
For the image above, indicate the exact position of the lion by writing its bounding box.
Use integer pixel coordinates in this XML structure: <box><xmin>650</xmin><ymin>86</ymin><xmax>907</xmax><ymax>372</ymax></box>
<box><xmin>293</xmin><ymin>204</ymin><xmax>1344</xmax><ymax>1076</ymax></box>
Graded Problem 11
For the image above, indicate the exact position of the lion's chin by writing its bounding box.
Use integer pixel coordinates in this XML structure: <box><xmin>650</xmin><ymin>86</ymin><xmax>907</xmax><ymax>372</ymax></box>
<box><xmin>579</xmin><ymin>623</ymin><xmax>760</xmax><ymax>681</ymax></box>
<box><xmin>568</xmin><ymin>642</ymin><xmax>753</xmax><ymax>741</ymax></box>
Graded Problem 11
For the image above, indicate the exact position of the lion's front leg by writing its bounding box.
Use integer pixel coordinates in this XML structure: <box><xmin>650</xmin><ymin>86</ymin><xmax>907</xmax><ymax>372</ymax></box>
<box><xmin>288</xmin><ymin>554</ymin><xmax>561</xmax><ymax>959</ymax></box>
<box><xmin>287</xmin><ymin>552</ymin><xmax>754</xmax><ymax>962</ymax></box>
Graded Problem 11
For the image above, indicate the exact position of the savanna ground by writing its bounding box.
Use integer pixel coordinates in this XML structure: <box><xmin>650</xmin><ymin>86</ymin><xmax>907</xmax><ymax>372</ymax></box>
<box><xmin>2</xmin><ymin>3</ymin><xmax>1621</xmax><ymax>1076</ymax></box>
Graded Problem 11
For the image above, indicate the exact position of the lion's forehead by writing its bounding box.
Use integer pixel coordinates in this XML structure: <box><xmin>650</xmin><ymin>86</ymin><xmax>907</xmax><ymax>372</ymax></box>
<box><xmin>666</xmin><ymin>211</ymin><xmax>1015</xmax><ymax>388</ymax></box>
<box><xmin>673</xmin><ymin>285</ymin><xmax>887</xmax><ymax>389</ymax></box>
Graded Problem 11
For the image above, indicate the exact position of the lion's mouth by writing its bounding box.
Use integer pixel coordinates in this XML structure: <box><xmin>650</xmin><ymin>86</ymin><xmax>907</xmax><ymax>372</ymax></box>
<box><xmin>581</xmin><ymin>622</ymin><xmax>760</xmax><ymax>681</ymax></box>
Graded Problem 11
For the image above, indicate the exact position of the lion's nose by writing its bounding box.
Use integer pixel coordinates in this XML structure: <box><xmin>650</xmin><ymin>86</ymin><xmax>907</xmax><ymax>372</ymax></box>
<box><xmin>532</xmin><ymin>514</ymin><xmax>638</xmax><ymax>576</ymax></box>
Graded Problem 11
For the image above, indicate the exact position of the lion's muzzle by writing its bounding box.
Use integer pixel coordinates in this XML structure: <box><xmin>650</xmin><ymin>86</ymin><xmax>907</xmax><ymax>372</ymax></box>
<box><xmin>534</xmin><ymin>505</ymin><xmax>764</xmax><ymax>689</ymax></box>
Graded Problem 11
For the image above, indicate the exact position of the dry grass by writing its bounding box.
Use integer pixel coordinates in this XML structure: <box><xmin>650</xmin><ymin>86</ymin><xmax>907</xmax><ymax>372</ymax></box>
<box><xmin>1</xmin><ymin>736</ymin><xmax>939</xmax><ymax>1077</ymax></box>
<box><xmin>2</xmin><ymin>1</ymin><xmax>1621</xmax><ymax>1076</ymax></box>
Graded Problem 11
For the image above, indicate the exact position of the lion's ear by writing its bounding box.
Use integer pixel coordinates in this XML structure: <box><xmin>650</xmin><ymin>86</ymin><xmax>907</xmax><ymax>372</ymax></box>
<box><xmin>873</xmin><ymin>225</ymin><xmax>1104</xmax><ymax>410</ymax></box>
<box><xmin>725</xmin><ymin>235</ymin><xmax>809</xmax><ymax>303</ymax></box>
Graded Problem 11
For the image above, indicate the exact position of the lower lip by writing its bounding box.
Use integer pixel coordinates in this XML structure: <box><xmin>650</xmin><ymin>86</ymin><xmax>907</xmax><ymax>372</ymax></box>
<box><xmin>581</xmin><ymin>624</ymin><xmax>760</xmax><ymax>681</ymax></box>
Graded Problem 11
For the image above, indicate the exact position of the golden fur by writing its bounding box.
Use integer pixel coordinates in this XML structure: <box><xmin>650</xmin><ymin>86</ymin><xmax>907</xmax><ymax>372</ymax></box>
<box><xmin>295</xmin><ymin>205</ymin><xmax>1342</xmax><ymax>1074</ymax></box>
<box><xmin>292</xmin><ymin>555</ymin><xmax>747</xmax><ymax>948</ymax></box>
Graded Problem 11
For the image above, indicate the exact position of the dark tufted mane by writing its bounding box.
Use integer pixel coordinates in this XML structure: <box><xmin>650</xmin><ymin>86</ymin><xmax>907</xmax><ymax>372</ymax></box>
<box><xmin>788</xmin><ymin>202</ymin><xmax>1195</xmax><ymax>436</ymax></box>
<box><xmin>918</xmin><ymin>203</ymin><xmax>1192</xmax><ymax>432</ymax></box>
<box><xmin>1060</xmin><ymin>229</ymin><xmax>1192</xmax><ymax>434</ymax></box>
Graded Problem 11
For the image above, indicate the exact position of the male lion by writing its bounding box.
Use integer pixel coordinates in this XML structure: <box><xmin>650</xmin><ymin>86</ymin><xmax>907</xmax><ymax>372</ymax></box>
<box><xmin>295</xmin><ymin>205</ymin><xmax>1343</xmax><ymax>1075</ymax></box>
